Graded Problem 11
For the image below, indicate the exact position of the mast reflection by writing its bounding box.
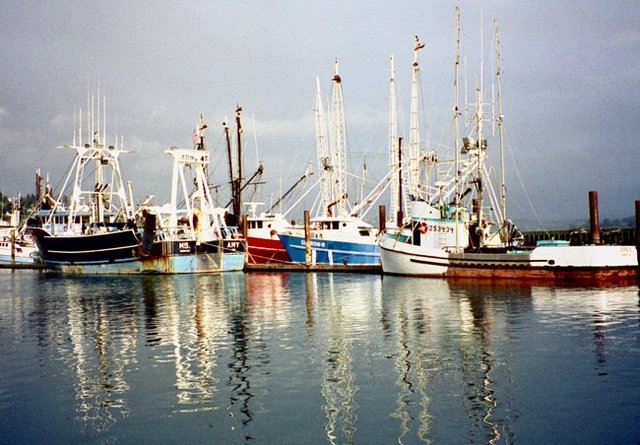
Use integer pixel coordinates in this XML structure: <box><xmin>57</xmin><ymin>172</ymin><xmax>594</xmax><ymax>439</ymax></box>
<box><xmin>225</xmin><ymin>273</ymin><xmax>257</xmax><ymax>432</ymax></box>
<box><xmin>306</xmin><ymin>273</ymin><xmax>358</xmax><ymax>445</ymax></box>
<box><xmin>451</xmin><ymin>281</ymin><xmax>530</xmax><ymax>445</ymax></box>
<box><xmin>382</xmin><ymin>277</ymin><xmax>452</xmax><ymax>443</ymax></box>
<box><xmin>165</xmin><ymin>275</ymin><xmax>224</xmax><ymax>412</ymax></box>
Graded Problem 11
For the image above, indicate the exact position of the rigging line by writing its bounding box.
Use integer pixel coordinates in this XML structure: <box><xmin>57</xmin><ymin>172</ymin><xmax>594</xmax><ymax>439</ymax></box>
<box><xmin>502</xmin><ymin>125</ymin><xmax>548</xmax><ymax>234</ymax></box>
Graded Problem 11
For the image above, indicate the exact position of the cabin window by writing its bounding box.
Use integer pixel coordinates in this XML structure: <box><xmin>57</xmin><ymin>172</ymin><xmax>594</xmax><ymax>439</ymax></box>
<box><xmin>359</xmin><ymin>230</ymin><xmax>370</xmax><ymax>236</ymax></box>
<box><xmin>333</xmin><ymin>222</ymin><xmax>340</xmax><ymax>230</ymax></box>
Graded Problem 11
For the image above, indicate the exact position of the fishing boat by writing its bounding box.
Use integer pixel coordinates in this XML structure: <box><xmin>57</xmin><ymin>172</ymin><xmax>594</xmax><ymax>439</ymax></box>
<box><xmin>28</xmin><ymin>105</ymin><xmax>142</xmax><ymax>272</ymax></box>
<box><xmin>243</xmin><ymin>163</ymin><xmax>317</xmax><ymax>264</ymax></box>
<box><xmin>135</xmin><ymin>114</ymin><xmax>246</xmax><ymax>273</ymax></box>
<box><xmin>30</xmin><ymin>104</ymin><xmax>245</xmax><ymax>274</ymax></box>
<box><xmin>278</xmin><ymin>61</ymin><xmax>385</xmax><ymax>266</ymax></box>
<box><xmin>244</xmin><ymin>202</ymin><xmax>292</xmax><ymax>264</ymax></box>
<box><xmin>0</xmin><ymin>196</ymin><xmax>40</xmax><ymax>266</ymax></box>
<box><xmin>278</xmin><ymin>216</ymin><xmax>379</xmax><ymax>265</ymax></box>
<box><xmin>378</xmin><ymin>13</ymin><xmax>637</xmax><ymax>284</ymax></box>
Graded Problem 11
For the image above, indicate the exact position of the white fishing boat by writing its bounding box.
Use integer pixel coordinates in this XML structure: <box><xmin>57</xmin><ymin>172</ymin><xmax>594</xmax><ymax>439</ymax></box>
<box><xmin>378</xmin><ymin>12</ymin><xmax>637</xmax><ymax>284</ymax></box>
<box><xmin>0</xmin><ymin>196</ymin><xmax>39</xmax><ymax>266</ymax></box>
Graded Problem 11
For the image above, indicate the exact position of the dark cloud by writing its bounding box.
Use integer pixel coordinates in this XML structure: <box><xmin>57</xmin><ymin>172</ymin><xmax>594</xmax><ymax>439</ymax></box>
<box><xmin>0</xmin><ymin>1</ymin><xmax>638</xmax><ymax>222</ymax></box>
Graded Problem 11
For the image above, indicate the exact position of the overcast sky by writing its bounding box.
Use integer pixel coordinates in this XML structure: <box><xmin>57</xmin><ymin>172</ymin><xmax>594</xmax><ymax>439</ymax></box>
<box><xmin>1</xmin><ymin>1</ymin><xmax>639</xmax><ymax>225</ymax></box>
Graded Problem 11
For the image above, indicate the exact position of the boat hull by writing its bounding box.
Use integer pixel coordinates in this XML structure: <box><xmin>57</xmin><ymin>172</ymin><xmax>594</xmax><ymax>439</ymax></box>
<box><xmin>31</xmin><ymin>228</ymin><xmax>245</xmax><ymax>274</ymax></box>
<box><xmin>278</xmin><ymin>233</ymin><xmax>380</xmax><ymax>265</ymax></box>
<box><xmin>0</xmin><ymin>240</ymin><xmax>39</xmax><ymax>265</ymax></box>
<box><xmin>0</xmin><ymin>252</ymin><xmax>39</xmax><ymax>265</ymax></box>
<box><xmin>246</xmin><ymin>236</ymin><xmax>290</xmax><ymax>264</ymax></box>
<box><xmin>379</xmin><ymin>234</ymin><xmax>638</xmax><ymax>284</ymax></box>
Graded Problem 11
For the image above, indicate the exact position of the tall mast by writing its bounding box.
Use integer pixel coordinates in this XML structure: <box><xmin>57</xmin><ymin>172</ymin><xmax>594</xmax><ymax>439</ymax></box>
<box><xmin>397</xmin><ymin>137</ymin><xmax>404</xmax><ymax>226</ymax></box>
<box><xmin>494</xmin><ymin>19</ymin><xmax>507</xmax><ymax>225</ymax></box>
<box><xmin>54</xmin><ymin>90</ymin><xmax>134</xmax><ymax>230</ymax></box>
<box><xmin>329</xmin><ymin>59</ymin><xmax>347</xmax><ymax>217</ymax></box>
<box><xmin>235</xmin><ymin>105</ymin><xmax>243</xmax><ymax>219</ymax></box>
<box><xmin>314</xmin><ymin>77</ymin><xmax>332</xmax><ymax>215</ymax></box>
<box><xmin>454</xmin><ymin>6</ymin><xmax>461</xmax><ymax>250</ymax></box>
<box><xmin>475</xmin><ymin>14</ymin><xmax>486</xmax><ymax>245</ymax></box>
<box><xmin>223</xmin><ymin>118</ymin><xmax>235</xmax><ymax>217</ymax></box>
<box><xmin>388</xmin><ymin>55</ymin><xmax>401</xmax><ymax>223</ymax></box>
<box><xmin>408</xmin><ymin>36</ymin><xmax>425</xmax><ymax>201</ymax></box>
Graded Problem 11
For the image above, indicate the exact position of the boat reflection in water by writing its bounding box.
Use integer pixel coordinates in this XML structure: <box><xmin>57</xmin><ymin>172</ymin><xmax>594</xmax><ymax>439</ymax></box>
<box><xmin>379</xmin><ymin>277</ymin><xmax>526</xmax><ymax>444</ymax></box>
<box><xmin>304</xmin><ymin>273</ymin><xmax>382</xmax><ymax>444</ymax></box>
<box><xmin>50</xmin><ymin>275</ymin><xmax>140</xmax><ymax>436</ymax></box>
<box><xmin>3</xmin><ymin>270</ymin><xmax>638</xmax><ymax>444</ymax></box>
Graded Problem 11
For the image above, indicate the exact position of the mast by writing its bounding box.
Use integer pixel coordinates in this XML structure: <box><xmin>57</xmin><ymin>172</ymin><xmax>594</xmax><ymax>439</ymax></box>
<box><xmin>234</xmin><ymin>105</ymin><xmax>243</xmax><ymax>220</ymax></box>
<box><xmin>408</xmin><ymin>36</ymin><xmax>425</xmax><ymax>201</ymax></box>
<box><xmin>474</xmin><ymin>91</ymin><xmax>485</xmax><ymax>245</ymax></box>
<box><xmin>475</xmin><ymin>15</ymin><xmax>486</xmax><ymax>246</ymax></box>
<box><xmin>329</xmin><ymin>59</ymin><xmax>347</xmax><ymax>217</ymax></box>
<box><xmin>196</xmin><ymin>113</ymin><xmax>207</xmax><ymax>151</ymax></box>
<box><xmin>223</xmin><ymin>119</ymin><xmax>236</xmax><ymax>220</ymax></box>
<box><xmin>314</xmin><ymin>77</ymin><xmax>331</xmax><ymax>215</ymax></box>
<box><xmin>388</xmin><ymin>55</ymin><xmax>401</xmax><ymax>224</ymax></box>
<box><xmin>397</xmin><ymin>137</ymin><xmax>403</xmax><ymax>226</ymax></box>
<box><xmin>494</xmin><ymin>19</ymin><xmax>507</xmax><ymax>225</ymax></box>
<box><xmin>52</xmin><ymin>90</ymin><xmax>133</xmax><ymax>231</ymax></box>
<box><xmin>454</xmin><ymin>6</ymin><xmax>461</xmax><ymax>251</ymax></box>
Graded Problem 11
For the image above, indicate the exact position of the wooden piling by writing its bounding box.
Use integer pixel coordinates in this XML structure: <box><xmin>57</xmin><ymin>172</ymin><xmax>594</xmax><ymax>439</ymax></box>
<box><xmin>304</xmin><ymin>210</ymin><xmax>311</xmax><ymax>266</ymax></box>
<box><xmin>378</xmin><ymin>205</ymin><xmax>386</xmax><ymax>234</ymax></box>
<box><xmin>589</xmin><ymin>191</ymin><xmax>601</xmax><ymax>245</ymax></box>
<box><xmin>635</xmin><ymin>200</ymin><xmax>640</xmax><ymax>288</ymax></box>
<box><xmin>241</xmin><ymin>214</ymin><xmax>248</xmax><ymax>238</ymax></box>
<box><xmin>10</xmin><ymin>229</ymin><xmax>16</xmax><ymax>261</ymax></box>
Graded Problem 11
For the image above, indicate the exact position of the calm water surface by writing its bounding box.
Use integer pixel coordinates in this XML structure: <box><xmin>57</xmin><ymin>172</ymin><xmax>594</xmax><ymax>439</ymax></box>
<box><xmin>0</xmin><ymin>269</ymin><xmax>639</xmax><ymax>444</ymax></box>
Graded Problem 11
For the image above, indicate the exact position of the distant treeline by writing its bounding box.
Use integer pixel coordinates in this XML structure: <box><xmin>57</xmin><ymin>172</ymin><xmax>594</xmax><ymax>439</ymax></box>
<box><xmin>600</xmin><ymin>216</ymin><xmax>635</xmax><ymax>229</ymax></box>
<box><xmin>569</xmin><ymin>216</ymin><xmax>636</xmax><ymax>230</ymax></box>
<box><xmin>0</xmin><ymin>192</ymin><xmax>38</xmax><ymax>220</ymax></box>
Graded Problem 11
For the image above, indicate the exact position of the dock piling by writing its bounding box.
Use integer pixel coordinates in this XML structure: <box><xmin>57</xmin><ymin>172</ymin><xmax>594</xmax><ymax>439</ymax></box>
<box><xmin>635</xmin><ymin>201</ymin><xmax>640</xmax><ymax>288</ymax></box>
<box><xmin>10</xmin><ymin>229</ymin><xmax>16</xmax><ymax>261</ymax></box>
<box><xmin>589</xmin><ymin>191</ymin><xmax>601</xmax><ymax>245</ymax></box>
<box><xmin>304</xmin><ymin>210</ymin><xmax>311</xmax><ymax>266</ymax></box>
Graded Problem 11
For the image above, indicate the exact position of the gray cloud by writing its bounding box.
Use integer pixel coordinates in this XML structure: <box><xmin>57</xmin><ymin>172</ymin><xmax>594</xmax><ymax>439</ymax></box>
<box><xmin>1</xmin><ymin>1</ymin><xmax>638</xmax><ymax>222</ymax></box>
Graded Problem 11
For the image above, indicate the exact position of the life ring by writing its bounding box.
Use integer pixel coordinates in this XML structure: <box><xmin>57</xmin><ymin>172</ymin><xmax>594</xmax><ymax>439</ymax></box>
<box><xmin>418</xmin><ymin>221</ymin><xmax>429</xmax><ymax>234</ymax></box>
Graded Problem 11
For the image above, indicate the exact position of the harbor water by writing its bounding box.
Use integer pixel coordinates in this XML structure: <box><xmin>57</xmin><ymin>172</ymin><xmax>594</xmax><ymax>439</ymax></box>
<box><xmin>1</xmin><ymin>269</ymin><xmax>639</xmax><ymax>444</ymax></box>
